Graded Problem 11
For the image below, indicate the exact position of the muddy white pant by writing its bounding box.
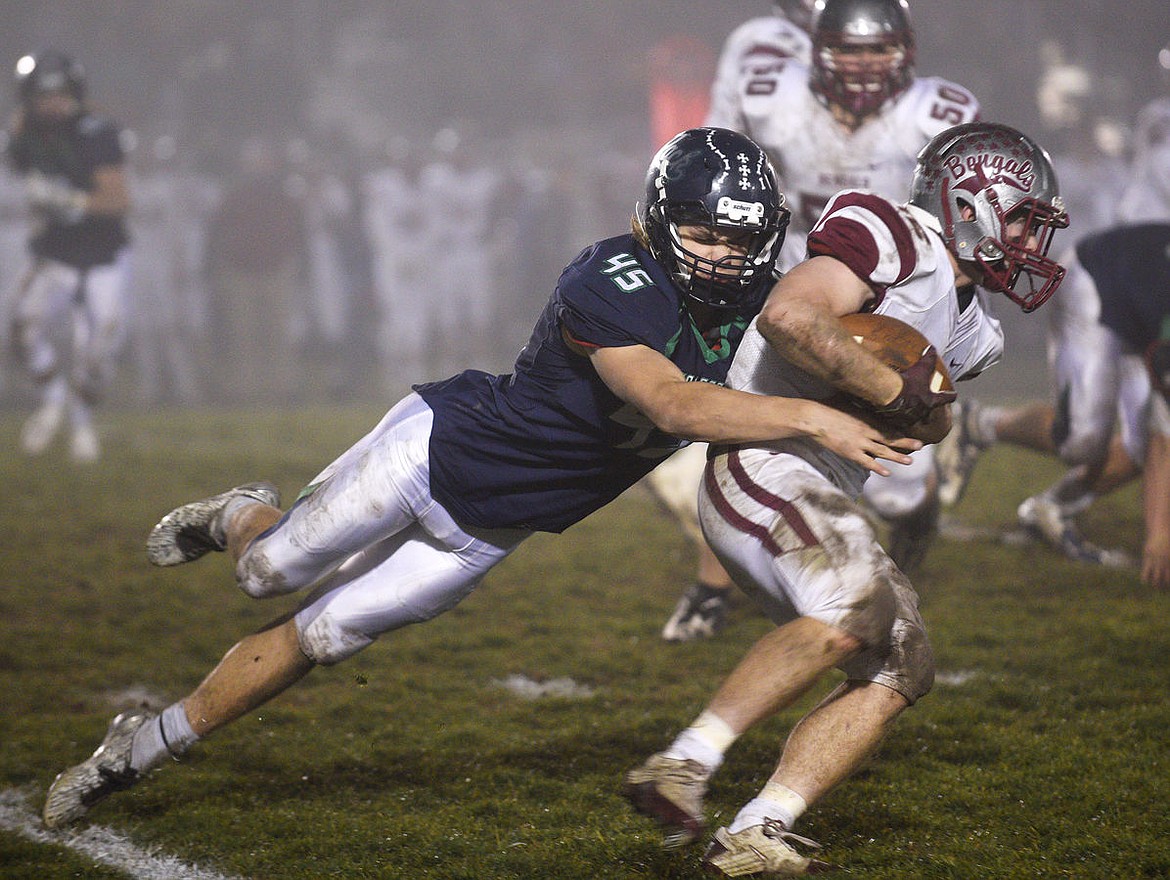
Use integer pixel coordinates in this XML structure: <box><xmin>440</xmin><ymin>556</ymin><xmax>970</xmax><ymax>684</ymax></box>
<box><xmin>235</xmin><ymin>392</ymin><xmax>533</xmax><ymax>665</ymax></box>
<box><xmin>699</xmin><ymin>448</ymin><xmax>935</xmax><ymax>704</ymax></box>
<box><xmin>10</xmin><ymin>254</ymin><xmax>128</xmax><ymax>402</ymax></box>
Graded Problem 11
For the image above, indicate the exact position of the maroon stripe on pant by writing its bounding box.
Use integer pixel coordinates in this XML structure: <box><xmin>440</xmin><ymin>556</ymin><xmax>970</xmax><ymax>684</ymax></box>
<box><xmin>704</xmin><ymin>450</ymin><xmax>820</xmax><ymax>556</ymax></box>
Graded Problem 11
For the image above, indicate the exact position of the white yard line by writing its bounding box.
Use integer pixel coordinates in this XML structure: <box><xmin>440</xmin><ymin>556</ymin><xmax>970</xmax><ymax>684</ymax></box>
<box><xmin>0</xmin><ymin>788</ymin><xmax>245</xmax><ymax>880</ymax></box>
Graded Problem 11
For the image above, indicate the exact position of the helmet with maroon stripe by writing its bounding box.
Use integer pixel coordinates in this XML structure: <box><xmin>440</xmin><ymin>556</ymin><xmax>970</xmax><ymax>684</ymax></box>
<box><xmin>911</xmin><ymin>121</ymin><xmax>1069</xmax><ymax>312</ymax></box>
<box><xmin>810</xmin><ymin>0</ymin><xmax>915</xmax><ymax>120</ymax></box>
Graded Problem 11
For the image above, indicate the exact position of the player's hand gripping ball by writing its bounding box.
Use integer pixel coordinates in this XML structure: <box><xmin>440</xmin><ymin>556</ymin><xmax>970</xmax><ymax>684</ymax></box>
<box><xmin>838</xmin><ymin>312</ymin><xmax>955</xmax><ymax>444</ymax></box>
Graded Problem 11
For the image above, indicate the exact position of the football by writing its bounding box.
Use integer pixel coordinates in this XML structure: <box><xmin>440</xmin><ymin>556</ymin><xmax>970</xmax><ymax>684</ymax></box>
<box><xmin>837</xmin><ymin>311</ymin><xmax>954</xmax><ymax>443</ymax></box>
<box><xmin>839</xmin><ymin>312</ymin><xmax>954</xmax><ymax>395</ymax></box>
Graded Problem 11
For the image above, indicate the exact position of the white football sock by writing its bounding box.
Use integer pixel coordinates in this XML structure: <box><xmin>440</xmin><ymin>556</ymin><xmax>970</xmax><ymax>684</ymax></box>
<box><xmin>130</xmin><ymin>703</ymin><xmax>199</xmax><ymax>773</ymax></box>
<box><xmin>662</xmin><ymin>709</ymin><xmax>737</xmax><ymax>773</ymax></box>
<box><xmin>727</xmin><ymin>781</ymin><xmax>807</xmax><ymax>834</ymax></box>
<box><xmin>975</xmin><ymin>405</ymin><xmax>1002</xmax><ymax>447</ymax></box>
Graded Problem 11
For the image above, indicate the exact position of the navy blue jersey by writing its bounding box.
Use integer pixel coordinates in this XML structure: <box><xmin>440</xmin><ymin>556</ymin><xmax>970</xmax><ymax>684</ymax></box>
<box><xmin>7</xmin><ymin>112</ymin><xmax>129</xmax><ymax>267</ymax></box>
<box><xmin>1077</xmin><ymin>223</ymin><xmax>1170</xmax><ymax>352</ymax></box>
<box><xmin>415</xmin><ymin>234</ymin><xmax>766</xmax><ymax>532</ymax></box>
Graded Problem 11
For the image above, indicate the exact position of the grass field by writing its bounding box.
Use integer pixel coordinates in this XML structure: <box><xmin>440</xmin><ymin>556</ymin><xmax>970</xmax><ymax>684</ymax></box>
<box><xmin>1</xmin><ymin>403</ymin><xmax>1167</xmax><ymax>879</ymax></box>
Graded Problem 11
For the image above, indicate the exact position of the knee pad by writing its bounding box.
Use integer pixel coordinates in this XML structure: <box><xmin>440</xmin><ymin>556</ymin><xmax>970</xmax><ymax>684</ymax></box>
<box><xmin>1052</xmin><ymin>382</ymin><xmax>1112</xmax><ymax>468</ymax></box>
<box><xmin>235</xmin><ymin>551</ymin><xmax>294</xmax><ymax>599</ymax></box>
<box><xmin>839</xmin><ymin>566</ymin><xmax>934</xmax><ymax>704</ymax></box>
<box><xmin>886</xmin><ymin>614</ymin><xmax>935</xmax><ymax>704</ymax></box>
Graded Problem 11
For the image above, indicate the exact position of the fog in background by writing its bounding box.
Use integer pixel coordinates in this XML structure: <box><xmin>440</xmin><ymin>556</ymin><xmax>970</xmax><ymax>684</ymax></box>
<box><xmin>0</xmin><ymin>1</ymin><xmax>1167</xmax><ymax>408</ymax></box>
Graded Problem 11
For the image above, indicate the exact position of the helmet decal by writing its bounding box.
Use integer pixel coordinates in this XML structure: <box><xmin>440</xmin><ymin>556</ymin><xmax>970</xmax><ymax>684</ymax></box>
<box><xmin>911</xmin><ymin>122</ymin><xmax>1069</xmax><ymax>312</ymax></box>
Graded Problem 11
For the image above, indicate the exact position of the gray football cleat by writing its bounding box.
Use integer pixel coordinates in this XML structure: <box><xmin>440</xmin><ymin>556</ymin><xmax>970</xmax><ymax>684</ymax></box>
<box><xmin>623</xmin><ymin>753</ymin><xmax>709</xmax><ymax>847</ymax></box>
<box><xmin>43</xmin><ymin>711</ymin><xmax>152</xmax><ymax>829</ymax></box>
<box><xmin>702</xmin><ymin>820</ymin><xmax>836</xmax><ymax>876</ymax></box>
<box><xmin>661</xmin><ymin>583</ymin><xmax>731</xmax><ymax>642</ymax></box>
<box><xmin>1017</xmin><ymin>495</ymin><xmax>1132</xmax><ymax>568</ymax></box>
<box><xmin>146</xmin><ymin>481</ymin><xmax>280</xmax><ymax>566</ymax></box>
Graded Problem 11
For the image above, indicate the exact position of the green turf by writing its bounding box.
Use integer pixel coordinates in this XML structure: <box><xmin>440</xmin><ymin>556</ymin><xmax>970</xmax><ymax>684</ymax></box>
<box><xmin>1</xmin><ymin>406</ymin><xmax>1166</xmax><ymax>879</ymax></box>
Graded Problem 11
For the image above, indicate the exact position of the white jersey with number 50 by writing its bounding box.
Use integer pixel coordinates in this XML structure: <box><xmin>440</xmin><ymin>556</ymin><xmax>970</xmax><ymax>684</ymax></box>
<box><xmin>734</xmin><ymin>58</ymin><xmax>980</xmax><ymax>270</ymax></box>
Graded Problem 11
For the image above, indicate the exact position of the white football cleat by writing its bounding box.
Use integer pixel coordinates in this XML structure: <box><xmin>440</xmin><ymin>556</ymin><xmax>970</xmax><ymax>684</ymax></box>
<box><xmin>702</xmin><ymin>820</ymin><xmax>836</xmax><ymax>876</ymax></box>
<box><xmin>43</xmin><ymin>711</ymin><xmax>151</xmax><ymax>829</ymax></box>
<box><xmin>624</xmin><ymin>753</ymin><xmax>709</xmax><ymax>847</ymax></box>
<box><xmin>1017</xmin><ymin>495</ymin><xmax>1132</xmax><ymax>568</ymax></box>
<box><xmin>661</xmin><ymin>583</ymin><xmax>730</xmax><ymax>642</ymax></box>
<box><xmin>70</xmin><ymin>422</ymin><xmax>101</xmax><ymax>463</ymax></box>
<box><xmin>20</xmin><ymin>401</ymin><xmax>65</xmax><ymax>456</ymax></box>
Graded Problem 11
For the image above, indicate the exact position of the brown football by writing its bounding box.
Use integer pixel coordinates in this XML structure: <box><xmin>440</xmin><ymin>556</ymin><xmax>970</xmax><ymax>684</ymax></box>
<box><xmin>839</xmin><ymin>312</ymin><xmax>954</xmax><ymax>394</ymax></box>
<box><xmin>838</xmin><ymin>312</ymin><xmax>954</xmax><ymax>444</ymax></box>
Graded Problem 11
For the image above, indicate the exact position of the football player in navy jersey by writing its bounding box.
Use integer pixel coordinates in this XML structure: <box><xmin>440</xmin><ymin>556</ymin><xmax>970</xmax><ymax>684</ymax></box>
<box><xmin>42</xmin><ymin>127</ymin><xmax>920</xmax><ymax>830</ymax></box>
<box><xmin>5</xmin><ymin>49</ymin><xmax>131</xmax><ymax>462</ymax></box>
<box><xmin>937</xmin><ymin>82</ymin><xmax>1170</xmax><ymax>578</ymax></box>
<box><xmin>936</xmin><ymin>221</ymin><xmax>1170</xmax><ymax>583</ymax></box>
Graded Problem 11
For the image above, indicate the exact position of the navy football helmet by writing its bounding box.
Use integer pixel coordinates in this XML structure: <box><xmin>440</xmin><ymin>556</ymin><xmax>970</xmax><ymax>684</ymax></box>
<box><xmin>639</xmin><ymin>127</ymin><xmax>789</xmax><ymax>309</ymax></box>
<box><xmin>15</xmin><ymin>49</ymin><xmax>86</xmax><ymax>105</ymax></box>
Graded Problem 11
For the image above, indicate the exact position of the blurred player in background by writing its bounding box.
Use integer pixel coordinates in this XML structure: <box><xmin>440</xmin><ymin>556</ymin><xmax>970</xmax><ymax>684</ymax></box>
<box><xmin>937</xmin><ymin>67</ymin><xmax>1170</xmax><ymax>578</ymax></box>
<box><xmin>705</xmin><ymin>0</ymin><xmax>815</xmax><ymax>131</ymax></box>
<box><xmin>658</xmin><ymin>0</ymin><xmax>980</xmax><ymax>642</ymax></box>
<box><xmin>654</xmin><ymin>0</ymin><xmax>816</xmax><ymax>644</ymax></box>
<box><xmin>41</xmin><ymin>127</ymin><xmax>918</xmax><ymax>831</ymax></box>
<box><xmin>626</xmin><ymin>122</ymin><xmax>1068</xmax><ymax>876</ymax></box>
<box><xmin>5</xmin><ymin>49</ymin><xmax>131</xmax><ymax>462</ymax></box>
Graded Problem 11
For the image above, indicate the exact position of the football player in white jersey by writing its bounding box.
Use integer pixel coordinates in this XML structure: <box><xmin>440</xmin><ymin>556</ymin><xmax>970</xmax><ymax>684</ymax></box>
<box><xmin>654</xmin><ymin>1</ymin><xmax>815</xmax><ymax>642</ymax></box>
<box><xmin>626</xmin><ymin>122</ymin><xmax>1069</xmax><ymax>875</ymax></box>
<box><xmin>937</xmin><ymin>84</ymin><xmax>1170</xmax><ymax>576</ymax></box>
<box><xmin>705</xmin><ymin>1</ymin><xmax>815</xmax><ymax>132</ymax></box>
<box><xmin>657</xmin><ymin>0</ymin><xmax>979</xmax><ymax>642</ymax></box>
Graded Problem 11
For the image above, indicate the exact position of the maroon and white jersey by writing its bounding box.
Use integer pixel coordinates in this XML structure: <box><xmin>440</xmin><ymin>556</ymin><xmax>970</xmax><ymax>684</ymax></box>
<box><xmin>1115</xmin><ymin>97</ymin><xmax>1170</xmax><ymax>225</ymax></box>
<box><xmin>726</xmin><ymin>190</ymin><xmax>1004</xmax><ymax>497</ymax></box>
<box><xmin>730</xmin><ymin>59</ymin><xmax>979</xmax><ymax>269</ymax></box>
<box><xmin>705</xmin><ymin>15</ymin><xmax>812</xmax><ymax>132</ymax></box>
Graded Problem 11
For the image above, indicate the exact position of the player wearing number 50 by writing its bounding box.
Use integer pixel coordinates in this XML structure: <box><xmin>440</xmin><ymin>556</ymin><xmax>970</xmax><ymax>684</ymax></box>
<box><xmin>41</xmin><ymin>127</ymin><xmax>920</xmax><ymax>830</ymax></box>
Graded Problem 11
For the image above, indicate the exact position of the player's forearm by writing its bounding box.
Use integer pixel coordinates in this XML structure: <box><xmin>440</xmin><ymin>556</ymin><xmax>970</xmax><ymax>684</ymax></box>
<box><xmin>650</xmin><ymin>382</ymin><xmax>837</xmax><ymax>446</ymax></box>
<box><xmin>1143</xmin><ymin>433</ymin><xmax>1170</xmax><ymax>552</ymax></box>
<box><xmin>758</xmin><ymin>299</ymin><xmax>902</xmax><ymax>407</ymax></box>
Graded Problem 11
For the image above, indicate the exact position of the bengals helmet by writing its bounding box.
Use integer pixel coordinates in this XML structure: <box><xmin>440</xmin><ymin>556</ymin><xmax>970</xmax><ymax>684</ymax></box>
<box><xmin>911</xmin><ymin>122</ymin><xmax>1069</xmax><ymax>312</ymax></box>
